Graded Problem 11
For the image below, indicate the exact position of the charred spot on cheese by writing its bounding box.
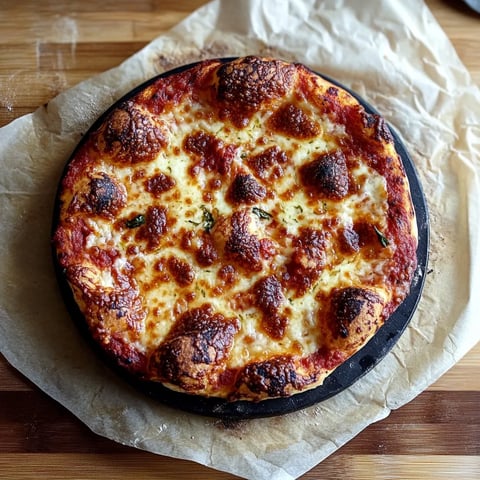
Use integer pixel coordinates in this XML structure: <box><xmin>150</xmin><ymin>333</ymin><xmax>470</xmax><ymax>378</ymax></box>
<box><xmin>216</xmin><ymin>56</ymin><xmax>295</xmax><ymax>127</ymax></box>
<box><xmin>97</xmin><ymin>101</ymin><xmax>167</xmax><ymax>164</ymax></box>
<box><xmin>136</xmin><ymin>205</ymin><xmax>168</xmax><ymax>250</ymax></box>
<box><xmin>105</xmin><ymin>335</ymin><xmax>147</xmax><ymax>374</ymax></box>
<box><xmin>284</xmin><ymin>228</ymin><xmax>327</xmax><ymax>295</ymax></box>
<box><xmin>329</xmin><ymin>287</ymin><xmax>383</xmax><ymax>345</ymax></box>
<box><xmin>362</xmin><ymin>112</ymin><xmax>394</xmax><ymax>144</ymax></box>
<box><xmin>299</xmin><ymin>150</ymin><xmax>349</xmax><ymax>200</ymax></box>
<box><xmin>151</xmin><ymin>305</ymin><xmax>240</xmax><ymax>391</ymax></box>
<box><xmin>234</xmin><ymin>356</ymin><xmax>302</xmax><ymax>398</ymax></box>
<box><xmin>247</xmin><ymin>145</ymin><xmax>289</xmax><ymax>180</ymax></box>
<box><xmin>268</xmin><ymin>103</ymin><xmax>320</xmax><ymax>139</ymax></box>
<box><xmin>145</xmin><ymin>172</ymin><xmax>176</xmax><ymax>197</ymax></box>
<box><xmin>67</xmin><ymin>173</ymin><xmax>127</xmax><ymax>218</ymax></box>
<box><xmin>227</xmin><ymin>173</ymin><xmax>266</xmax><ymax>205</ymax></box>
<box><xmin>332</xmin><ymin>107</ymin><xmax>395</xmax><ymax>174</ymax></box>
<box><xmin>85</xmin><ymin>173</ymin><xmax>126</xmax><ymax>217</ymax></box>
<box><xmin>326</xmin><ymin>86</ymin><xmax>339</xmax><ymax>97</ymax></box>
<box><xmin>183</xmin><ymin>130</ymin><xmax>237</xmax><ymax>175</ymax></box>
<box><xmin>223</xmin><ymin>210</ymin><xmax>262</xmax><ymax>271</ymax></box>
<box><xmin>167</xmin><ymin>256</ymin><xmax>195</xmax><ymax>287</ymax></box>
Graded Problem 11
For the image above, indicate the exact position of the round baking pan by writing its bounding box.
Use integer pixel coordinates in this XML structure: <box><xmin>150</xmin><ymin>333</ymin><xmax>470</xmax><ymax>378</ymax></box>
<box><xmin>53</xmin><ymin>58</ymin><xmax>430</xmax><ymax>420</ymax></box>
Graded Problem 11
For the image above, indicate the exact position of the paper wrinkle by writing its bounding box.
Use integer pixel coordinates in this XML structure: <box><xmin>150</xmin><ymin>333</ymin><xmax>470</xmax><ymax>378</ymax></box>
<box><xmin>1</xmin><ymin>0</ymin><xmax>480</xmax><ymax>479</ymax></box>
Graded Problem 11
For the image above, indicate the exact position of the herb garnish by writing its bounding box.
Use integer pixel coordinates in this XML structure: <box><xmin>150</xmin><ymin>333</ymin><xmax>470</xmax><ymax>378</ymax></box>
<box><xmin>374</xmin><ymin>226</ymin><xmax>390</xmax><ymax>247</ymax></box>
<box><xmin>252</xmin><ymin>206</ymin><xmax>272</xmax><ymax>220</ymax></box>
<box><xmin>201</xmin><ymin>205</ymin><xmax>215</xmax><ymax>232</ymax></box>
<box><xmin>294</xmin><ymin>205</ymin><xmax>303</xmax><ymax>214</ymax></box>
<box><xmin>125</xmin><ymin>214</ymin><xmax>145</xmax><ymax>228</ymax></box>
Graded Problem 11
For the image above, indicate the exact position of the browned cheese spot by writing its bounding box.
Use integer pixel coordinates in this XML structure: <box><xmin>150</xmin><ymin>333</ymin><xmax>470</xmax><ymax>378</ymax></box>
<box><xmin>253</xmin><ymin>275</ymin><xmax>284</xmax><ymax>314</ymax></box>
<box><xmin>299</xmin><ymin>150</ymin><xmax>349</xmax><ymax>200</ymax></box>
<box><xmin>66</xmin><ymin>265</ymin><xmax>146</xmax><ymax>363</ymax></box>
<box><xmin>247</xmin><ymin>145</ymin><xmax>289</xmax><ymax>180</ymax></box>
<box><xmin>97</xmin><ymin>101</ymin><xmax>167</xmax><ymax>164</ymax></box>
<box><xmin>253</xmin><ymin>275</ymin><xmax>287</xmax><ymax>340</ymax></box>
<box><xmin>234</xmin><ymin>356</ymin><xmax>302</xmax><ymax>399</ymax></box>
<box><xmin>223</xmin><ymin>210</ymin><xmax>262</xmax><ymax>271</ymax></box>
<box><xmin>227</xmin><ymin>173</ymin><xmax>266</xmax><ymax>205</ymax></box>
<box><xmin>283</xmin><ymin>228</ymin><xmax>327</xmax><ymax>296</ymax></box>
<box><xmin>105</xmin><ymin>336</ymin><xmax>147</xmax><ymax>374</ymax></box>
<box><xmin>167</xmin><ymin>256</ymin><xmax>195</xmax><ymax>287</ymax></box>
<box><xmin>151</xmin><ymin>304</ymin><xmax>240</xmax><ymax>391</ymax></box>
<box><xmin>268</xmin><ymin>103</ymin><xmax>320</xmax><ymax>139</ymax></box>
<box><xmin>362</xmin><ymin>112</ymin><xmax>394</xmax><ymax>144</ymax></box>
<box><xmin>216</xmin><ymin>56</ymin><xmax>295</xmax><ymax>127</ymax></box>
<box><xmin>195</xmin><ymin>233</ymin><xmax>219</xmax><ymax>267</ymax></box>
<box><xmin>217</xmin><ymin>264</ymin><xmax>237</xmax><ymax>287</ymax></box>
<box><xmin>183</xmin><ymin>130</ymin><xmax>237</xmax><ymax>176</ymax></box>
<box><xmin>145</xmin><ymin>172</ymin><xmax>176</xmax><ymax>197</ymax></box>
<box><xmin>180</xmin><ymin>229</ymin><xmax>219</xmax><ymax>267</ymax></box>
<box><xmin>338</xmin><ymin>227</ymin><xmax>360</xmax><ymax>255</ymax></box>
<box><xmin>69</xmin><ymin>172</ymin><xmax>127</xmax><ymax>218</ymax></box>
<box><xmin>262</xmin><ymin>314</ymin><xmax>288</xmax><ymax>340</ymax></box>
<box><xmin>136</xmin><ymin>205</ymin><xmax>168</xmax><ymax>250</ymax></box>
<box><xmin>326</xmin><ymin>287</ymin><xmax>384</xmax><ymax>354</ymax></box>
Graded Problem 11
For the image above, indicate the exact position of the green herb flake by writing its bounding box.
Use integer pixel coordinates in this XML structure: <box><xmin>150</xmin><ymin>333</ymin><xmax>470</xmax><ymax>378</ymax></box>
<box><xmin>374</xmin><ymin>226</ymin><xmax>390</xmax><ymax>248</ymax></box>
<box><xmin>201</xmin><ymin>205</ymin><xmax>215</xmax><ymax>232</ymax></box>
<box><xmin>252</xmin><ymin>206</ymin><xmax>272</xmax><ymax>220</ymax></box>
<box><xmin>294</xmin><ymin>205</ymin><xmax>303</xmax><ymax>214</ymax></box>
<box><xmin>125</xmin><ymin>214</ymin><xmax>145</xmax><ymax>229</ymax></box>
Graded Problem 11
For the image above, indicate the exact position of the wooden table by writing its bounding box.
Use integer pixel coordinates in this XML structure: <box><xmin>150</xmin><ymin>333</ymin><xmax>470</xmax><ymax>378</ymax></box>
<box><xmin>1</xmin><ymin>1</ymin><xmax>479</xmax><ymax>478</ymax></box>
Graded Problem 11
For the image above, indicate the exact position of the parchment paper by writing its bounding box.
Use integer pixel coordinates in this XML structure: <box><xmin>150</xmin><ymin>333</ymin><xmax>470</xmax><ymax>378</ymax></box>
<box><xmin>1</xmin><ymin>1</ymin><xmax>480</xmax><ymax>479</ymax></box>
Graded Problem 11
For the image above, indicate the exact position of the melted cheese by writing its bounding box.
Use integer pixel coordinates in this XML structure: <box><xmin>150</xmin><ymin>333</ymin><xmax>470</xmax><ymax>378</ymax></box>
<box><xmin>76</xmin><ymin>102</ymin><xmax>391</xmax><ymax>360</ymax></box>
<box><xmin>54</xmin><ymin>57</ymin><xmax>417</xmax><ymax>400</ymax></box>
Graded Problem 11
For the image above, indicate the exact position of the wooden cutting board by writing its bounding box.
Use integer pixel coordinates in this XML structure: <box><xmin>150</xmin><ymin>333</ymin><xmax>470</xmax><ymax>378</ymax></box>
<box><xmin>1</xmin><ymin>1</ymin><xmax>479</xmax><ymax>478</ymax></box>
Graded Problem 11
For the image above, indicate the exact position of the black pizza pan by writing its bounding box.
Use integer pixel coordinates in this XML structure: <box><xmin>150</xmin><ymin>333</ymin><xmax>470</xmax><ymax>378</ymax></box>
<box><xmin>52</xmin><ymin>58</ymin><xmax>430</xmax><ymax>420</ymax></box>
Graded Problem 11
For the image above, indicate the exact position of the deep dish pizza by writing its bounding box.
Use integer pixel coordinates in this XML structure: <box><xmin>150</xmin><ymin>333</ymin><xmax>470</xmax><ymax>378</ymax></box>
<box><xmin>52</xmin><ymin>56</ymin><xmax>418</xmax><ymax>402</ymax></box>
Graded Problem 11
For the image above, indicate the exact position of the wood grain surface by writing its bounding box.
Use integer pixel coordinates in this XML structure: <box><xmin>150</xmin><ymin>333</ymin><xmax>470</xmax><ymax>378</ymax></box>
<box><xmin>1</xmin><ymin>1</ymin><xmax>479</xmax><ymax>478</ymax></box>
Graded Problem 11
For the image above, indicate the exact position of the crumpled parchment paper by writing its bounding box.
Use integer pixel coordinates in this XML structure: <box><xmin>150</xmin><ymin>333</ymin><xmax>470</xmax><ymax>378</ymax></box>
<box><xmin>1</xmin><ymin>1</ymin><xmax>480</xmax><ymax>479</ymax></box>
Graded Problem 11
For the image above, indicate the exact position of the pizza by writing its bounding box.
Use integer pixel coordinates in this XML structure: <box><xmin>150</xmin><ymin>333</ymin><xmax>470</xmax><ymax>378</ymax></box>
<box><xmin>52</xmin><ymin>56</ymin><xmax>418</xmax><ymax>403</ymax></box>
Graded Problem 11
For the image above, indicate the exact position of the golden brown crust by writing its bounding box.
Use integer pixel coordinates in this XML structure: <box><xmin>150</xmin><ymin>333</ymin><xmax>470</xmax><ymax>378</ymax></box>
<box><xmin>95</xmin><ymin>101</ymin><xmax>168</xmax><ymax>164</ymax></box>
<box><xmin>53</xmin><ymin>56</ymin><xmax>418</xmax><ymax>403</ymax></box>
<box><xmin>326</xmin><ymin>287</ymin><xmax>384</xmax><ymax>354</ymax></box>
<box><xmin>216</xmin><ymin>56</ymin><xmax>296</xmax><ymax>127</ymax></box>
<box><xmin>150</xmin><ymin>305</ymin><xmax>240</xmax><ymax>392</ymax></box>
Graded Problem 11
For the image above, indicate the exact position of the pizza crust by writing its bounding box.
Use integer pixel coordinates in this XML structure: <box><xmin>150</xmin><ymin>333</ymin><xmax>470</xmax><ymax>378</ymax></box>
<box><xmin>53</xmin><ymin>56</ymin><xmax>417</xmax><ymax>402</ymax></box>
